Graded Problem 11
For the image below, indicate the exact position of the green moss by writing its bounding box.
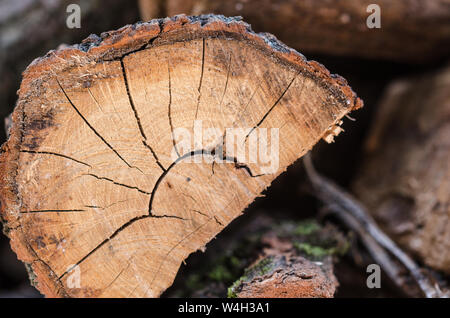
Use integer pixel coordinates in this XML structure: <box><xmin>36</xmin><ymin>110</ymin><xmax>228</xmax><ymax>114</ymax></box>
<box><xmin>208</xmin><ymin>264</ymin><xmax>233</xmax><ymax>282</ymax></box>
<box><xmin>227</xmin><ymin>287</ymin><xmax>236</xmax><ymax>298</ymax></box>
<box><xmin>294</xmin><ymin>240</ymin><xmax>350</xmax><ymax>258</ymax></box>
<box><xmin>213</xmin><ymin>235</ymin><xmax>261</xmax><ymax>271</ymax></box>
<box><xmin>24</xmin><ymin>262</ymin><xmax>38</xmax><ymax>287</ymax></box>
<box><xmin>230</xmin><ymin>256</ymin><xmax>241</xmax><ymax>268</ymax></box>
<box><xmin>174</xmin><ymin>218</ymin><xmax>350</xmax><ymax>297</ymax></box>
<box><xmin>185</xmin><ymin>273</ymin><xmax>203</xmax><ymax>291</ymax></box>
<box><xmin>294</xmin><ymin>242</ymin><xmax>331</xmax><ymax>258</ymax></box>
<box><xmin>227</xmin><ymin>276</ymin><xmax>247</xmax><ymax>298</ymax></box>
<box><xmin>227</xmin><ymin>256</ymin><xmax>276</xmax><ymax>298</ymax></box>
<box><xmin>247</xmin><ymin>257</ymin><xmax>275</xmax><ymax>276</ymax></box>
<box><xmin>331</xmin><ymin>238</ymin><xmax>351</xmax><ymax>256</ymax></box>
<box><xmin>294</xmin><ymin>220</ymin><xmax>320</xmax><ymax>236</ymax></box>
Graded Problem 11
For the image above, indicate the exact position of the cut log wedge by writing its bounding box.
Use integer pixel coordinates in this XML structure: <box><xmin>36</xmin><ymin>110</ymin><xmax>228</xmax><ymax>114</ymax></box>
<box><xmin>0</xmin><ymin>14</ymin><xmax>362</xmax><ymax>297</ymax></box>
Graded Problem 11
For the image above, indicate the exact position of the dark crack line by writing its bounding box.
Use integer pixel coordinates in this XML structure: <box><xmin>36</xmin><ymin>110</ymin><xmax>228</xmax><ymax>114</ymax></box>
<box><xmin>147</xmin><ymin>150</ymin><xmax>207</xmax><ymax>214</ymax></box>
<box><xmin>59</xmin><ymin>214</ymin><xmax>148</xmax><ymax>279</ymax></box>
<box><xmin>83</xmin><ymin>199</ymin><xmax>131</xmax><ymax>210</ymax></box>
<box><xmin>100</xmin><ymin>255</ymin><xmax>133</xmax><ymax>295</ymax></box>
<box><xmin>219</xmin><ymin>53</ymin><xmax>232</xmax><ymax>108</ymax></box>
<box><xmin>209</xmin><ymin>148</ymin><xmax>268</xmax><ymax>178</ymax></box>
<box><xmin>182</xmin><ymin>192</ymin><xmax>198</xmax><ymax>204</ymax></box>
<box><xmin>20</xmin><ymin>150</ymin><xmax>91</xmax><ymax>167</ymax></box>
<box><xmin>284</xmin><ymin>77</ymin><xmax>306</xmax><ymax>123</ymax></box>
<box><xmin>244</xmin><ymin>74</ymin><xmax>297</xmax><ymax>142</ymax></box>
<box><xmin>194</xmin><ymin>38</ymin><xmax>206</xmax><ymax>120</ymax></box>
<box><xmin>213</xmin><ymin>216</ymin><xmax>224</xmax><ymax>226</ymax></box>
<box><xmin>143</xmin><ymin>141</ymin><xmax>166</xmax><ymax>171</ymax></box>
<box><xmin>87</xmin><ymin>88</ymin><xmax>103</xmax><ymax>113</ymax></box>
<box><xmin>83</xmin><ymin>173</ymin><xmax>151</xmax><ymax>195</ymax></box>
<box><xmin>192</xmin><ymin>210</ymin><xmax>209</xmax><ymax>218</ymax></box>
<box><xmin>148</xmin><ymin>217</ymin><xmax>213</xmax><ymax>290</ymax></box>
<box><xmin>151</xmin><ymin>214</ymin><xmax>187</xmax><ymax>220</ymax></box>
<box><xmin>59</xmin><ymin>212</ymin><xmax>188</xmax><ymax>280</ymax></box>
<box><xmin>226</xmin><ymin>156</ymin><xmax>267</xmax><ymax>178</ymax></box>
<box><xmin>59</xmin><ymin>153</ymin><xmax>201</xmax><ymax>278</ymax></box>
<box><xmin>148</xmin><ymin>149</ymin><xmax>264</xmax><ymax>218</ymax></box>
<box><xmin>231</xmin><ymin>72</ymin><xmax>267</xmax><ymax>128</ymax></box>
<box><xmin>232</xmin><ymin>161</ymin><xmax>267</xmax><ymax>178</ymax></box>
<box><xmin>20</xmin><ymin>209</ymin><xmax>85</xmax><ymax>214</ymax></box>
<box><xmin>25</xmin><ymin>241</ymin><xmax>70</xmax><ymax>297</ymax></box>
<box><xmin>167</xmin><ymin>61</ymin><xmax>180</xmax><ymax>158</ymax></box>
<box><xmin>120</xmin><ymin>60</ymin><xmax>166</xmax><ymax>172</ymax></box>
<box><xmin>146</xmin><ymin>149</ymin><xmax>264</xmax><ymax>216</ymax></box>
<box><xmin>13</xmin><ymin>102</ymin><xmax>70</xmax><ymax>297</ymax></box>
<box><xmin>60</xmin><ymin>150</ymin><xmax>261</xmax><ymax>279</ymax></box>
<box><xmin>20</xmin><ymin>35</ymin><xmax>169</xmax><ymax>294</ymax></box>
<box><xmin>120</xmin><ymin>59</ymin><xmax>147</xmax><ymax>140</ymax></box>
<box><xmin>56</xmin><ymin>79</ymin><xmax>142</xmax><ymax>173</ymax></box>
<box><xmin>211</xmin><ymin>160</ymin><xmax>216</xmax><ymax>175</ymax></box>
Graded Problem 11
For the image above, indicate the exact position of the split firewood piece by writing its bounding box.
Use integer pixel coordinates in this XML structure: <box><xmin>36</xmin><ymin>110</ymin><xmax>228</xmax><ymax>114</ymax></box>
<box><xmin>0</xmin><ymin>14</ymin><xmax>361</xmax><ymax>297</ymax></box>
<box><xmin>166</xmin><ymin>217</ymin><xmax>344</xmax><ymax>298</ymax></box>
<box><xmin>143</xmin><ymin>0</ymin><xmax>450</xmax><ymax>63</ymax></box>
<box><xmin>353</xmin><ymin>64</ymin><xmax>450</xmax><ymax>275</ymax></box>
<box><xmin>229</xmin><ymin>255</ymin><xmax>338</xmax><ymax>298</ymax></box>
<box><xmin>227</xmin><ymin>220</ymin><xmax>345</xmax><ymax>298</ymax></box>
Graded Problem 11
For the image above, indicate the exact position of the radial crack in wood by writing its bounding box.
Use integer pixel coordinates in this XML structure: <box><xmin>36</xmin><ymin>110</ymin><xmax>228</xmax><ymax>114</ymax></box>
<box><xmin>0</xmin><ymin>14</ymin><xmax>362</xmax><ymax>297</ymax></box>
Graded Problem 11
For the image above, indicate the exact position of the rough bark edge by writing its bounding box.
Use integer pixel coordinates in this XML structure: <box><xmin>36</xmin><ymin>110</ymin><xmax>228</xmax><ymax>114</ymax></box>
<box><xmin>0</xmin><ymin>14</ymin><xmax>363</xmax><ymax>297</ymax></box>
<box><xmin>229</xmin><ymin>255</ymin><xmax>338</xmax><ymax>298</ymax></box>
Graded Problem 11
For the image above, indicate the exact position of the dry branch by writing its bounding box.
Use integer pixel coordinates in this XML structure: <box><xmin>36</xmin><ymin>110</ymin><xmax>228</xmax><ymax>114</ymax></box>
<box><xmin>0</xmin><ymin>14</ymin><xmax>361</xmax><ymax>297</ymax></box>
<box><xmin>304</xmin><ymin>154</ymin><xmax>443</xmax><ymax>298</ymax></box>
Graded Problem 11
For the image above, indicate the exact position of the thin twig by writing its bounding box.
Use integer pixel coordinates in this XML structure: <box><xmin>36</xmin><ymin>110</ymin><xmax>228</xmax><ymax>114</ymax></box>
<box><xmin>303</xmin><ymin>153</ymin><xmax>440</xmax><ymax>298</ymax></box>
<box><xmin>324</xmin><ymin>204</ymin><xmax>412</xmax><ymax>295</ymax></box>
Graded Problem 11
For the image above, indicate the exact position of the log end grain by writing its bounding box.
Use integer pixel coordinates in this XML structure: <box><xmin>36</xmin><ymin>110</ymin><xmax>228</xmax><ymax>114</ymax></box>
<box><xmin>0</xmin><ymin>14</ymin><xmax>362</xmax><ymax>297</ymax></box>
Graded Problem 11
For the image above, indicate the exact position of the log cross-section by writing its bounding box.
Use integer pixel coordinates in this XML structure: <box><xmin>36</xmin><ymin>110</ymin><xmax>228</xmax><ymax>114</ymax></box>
<box><xmin>0</xmin><ymin>15</ymin><xmax>362</xmax><ymax>297</ymax></box>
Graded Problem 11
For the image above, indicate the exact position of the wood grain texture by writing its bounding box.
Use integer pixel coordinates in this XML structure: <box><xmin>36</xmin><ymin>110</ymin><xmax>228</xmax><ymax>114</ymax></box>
<box><xmin>0</xmin><ymin>14</ymin><xmax>361</xmax><ymax>297</ymax></box>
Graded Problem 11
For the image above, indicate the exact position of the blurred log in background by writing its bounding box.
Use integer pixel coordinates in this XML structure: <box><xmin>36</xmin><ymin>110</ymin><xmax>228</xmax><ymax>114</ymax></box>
<box><xmin>140</xmin><ymin>0</ymin><xmax>450</xmax><ymax>62</ymax></box>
